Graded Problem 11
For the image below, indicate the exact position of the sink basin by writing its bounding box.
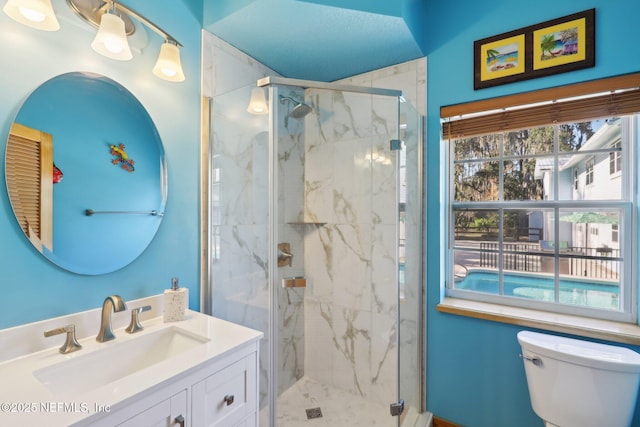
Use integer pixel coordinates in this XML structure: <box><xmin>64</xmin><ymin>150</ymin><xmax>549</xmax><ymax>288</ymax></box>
<box><xmin>33</xmin><ymin>327</ymin><xmax>209</xmax><ymax>396</ymax></box>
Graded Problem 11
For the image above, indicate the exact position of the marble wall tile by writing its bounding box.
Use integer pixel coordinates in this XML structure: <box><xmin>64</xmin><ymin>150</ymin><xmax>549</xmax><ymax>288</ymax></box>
<box><xmin>372</xmin><ymin>94</ymin><xmax>399</xmax><ymax>137</ymax></box>
<box><xmin>278</xmin><ymin>287</ymin><xmax>305</xmax><ymax>394</ymax></box>
<box><xmin>303</xmin><ymin>136</ymin><xmax>334</xmax><ymax>224</ymax></box>
<box><xmin>303</xmin><ymin>226</ymin><xmax>334</xmax><ymax>302</ymax></box>
<box><xmin>369</xmin><ymin>310</ymin><xmax>398</xmax><ymax>405</ymax></box>
<box><xmin>371</xmin><ymin>224</ymin><xmax>398</xmax><ymax>316</ymax></box>
<box><xmin>332</xmin><ymin>138</ymin><xmax>372</xmax><ymax>225</ymax></box>
<box><xmin>211</xmin><ymin>130</ymin><xmax>254</xmax><ymax>226</ymax></box>
<box><xmin>308</xmin><ymin>89</ymin><xmax>373</xmax><ymax>142</ymax></box>
<box><xmin>303</xmin><ymin>300</ymin><xmax>335</xmax><ymax>381</ymax></box>
<box><xmin>331</xmin><ymin>224</ymin><xmax>372</xmax><ymax>312</ymax></box>
<box><xmin>212</xmin><ymin>100</ymin><xmax>270</xmax><ymax>226</ymax></box>
<box><xmin>330</xmin><ymin>306</ymin><xmax>372</xmax><ymax>398</ymax></box>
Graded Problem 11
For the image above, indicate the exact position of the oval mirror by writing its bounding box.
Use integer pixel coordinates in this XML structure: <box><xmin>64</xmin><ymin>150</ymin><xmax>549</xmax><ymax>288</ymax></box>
<box><xmin>5</xmin><ymin>72</ymin><xmax>167</xmax><ymax>275</ymax></box>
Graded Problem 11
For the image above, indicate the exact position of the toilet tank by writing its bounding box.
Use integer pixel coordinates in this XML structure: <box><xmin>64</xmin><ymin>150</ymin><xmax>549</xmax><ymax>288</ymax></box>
<box><xmin>517</xmin><ymin>331</ymin><xmax>640</xmax><ymax>427</ymax></box>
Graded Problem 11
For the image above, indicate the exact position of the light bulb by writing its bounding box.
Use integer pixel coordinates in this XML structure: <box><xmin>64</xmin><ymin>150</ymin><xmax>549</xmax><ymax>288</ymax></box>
<box><xmin>160</xmin><ymin>67</ymin><xmax>177</xmax><ymax>77</ymax></box>
<box><xmin>104</xmin><ymin>37</ymin><xmax>124</xmax><ymax>54</ymax></box>
<box><xmin>153</xmin><ymin>41</ymin><xmax>185</xmax><ymax>82</ymax></box>
<box><xmin>91</xmin><ymin>12</ymin><xmax>132</xmax><ymax>61</ymax></box>
<box><xmin>3</xmin><ymin>0</ymin><xmax>60</xmax><ymax>31</ymax></box>
<box><xmin>19</xmin><ymin>6</ymin><xmax>45</xmax><ymax>22</ymax></box>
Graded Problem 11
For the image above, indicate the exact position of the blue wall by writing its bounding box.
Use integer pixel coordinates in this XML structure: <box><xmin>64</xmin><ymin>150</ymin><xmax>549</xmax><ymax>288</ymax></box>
<box><xmin>424</xmin><ymin>1</ymin><xmax>640</xmax><ymax>425</ymax></box>
<box><xmin>0</xmin><ymin>0</ymin><xmax>201</xmax><ymax>328</ymax></box>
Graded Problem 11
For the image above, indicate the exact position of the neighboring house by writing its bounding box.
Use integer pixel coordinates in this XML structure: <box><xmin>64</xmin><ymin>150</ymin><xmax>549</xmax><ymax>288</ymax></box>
<box><xmin>535</xmin><ymin>118</ymin><xmax>622</xmax><ymax>251</ymax></box>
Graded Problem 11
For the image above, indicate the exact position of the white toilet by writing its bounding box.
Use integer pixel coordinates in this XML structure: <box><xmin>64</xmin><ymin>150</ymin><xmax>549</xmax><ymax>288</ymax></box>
<box><xmin>517</xmin><ymin>330</ymin><xmax>640</xmax><ymax>427</ymax></box>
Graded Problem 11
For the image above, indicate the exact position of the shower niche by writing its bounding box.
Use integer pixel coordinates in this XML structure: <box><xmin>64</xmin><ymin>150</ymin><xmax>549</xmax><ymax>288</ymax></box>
<box><xmin>206</xmin><ymin>76</ymin><xmax>425</xmax><ymax>427</ymax></box>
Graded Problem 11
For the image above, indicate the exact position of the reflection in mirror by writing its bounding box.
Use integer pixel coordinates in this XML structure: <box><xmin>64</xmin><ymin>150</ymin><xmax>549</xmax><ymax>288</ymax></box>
<box><xmin>5</xmin><ymin>72</ymin><xmax>167</xmax><ymax>275</ymax></box>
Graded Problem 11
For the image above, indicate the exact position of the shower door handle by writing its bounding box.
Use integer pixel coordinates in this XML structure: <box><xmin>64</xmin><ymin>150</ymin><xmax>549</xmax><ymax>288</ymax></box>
<box><xmin>390</xmin><ymin>399</ymin><xmax>404</xmax><ymax>416</ymax></box>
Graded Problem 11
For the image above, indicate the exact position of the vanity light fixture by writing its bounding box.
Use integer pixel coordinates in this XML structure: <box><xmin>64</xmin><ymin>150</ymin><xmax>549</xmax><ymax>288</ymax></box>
<box><xmin>3</xmin><ymin>0</ymin><xmax>185</xmax><ymax>82</ymax></box>
<box><xmin>70</xmin><ymin>0</ymin><xmax>184</xmax><ymax>81</ymax></box>
<box><xmin>3</xmin><ymin>0</ymin><xmax>60</xmax><ymax>31</ymax></box>
<box><xmin>247</xmin><ymin>87</ymin><xmax>269</xmax><ymax>115</ymax></box>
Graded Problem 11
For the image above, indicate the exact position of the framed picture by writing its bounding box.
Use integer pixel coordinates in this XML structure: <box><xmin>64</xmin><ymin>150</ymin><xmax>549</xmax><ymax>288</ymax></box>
<box><xmin>531</xmin><ymin>9</ymin><xmax>595</xmax><ymax>74</ymax></box>
<box><xmin>474</xmin><ymin>9</ymin><xmax>595</xmax><ymax>90</ymax></box>
<box><xmin>475</xmin><ymin>33</ymin><xmax>526</xmax><ymax>89</ymax></box>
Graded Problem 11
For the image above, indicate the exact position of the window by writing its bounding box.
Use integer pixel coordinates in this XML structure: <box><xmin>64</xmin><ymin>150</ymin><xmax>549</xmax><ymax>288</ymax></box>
<box><xmin>442</xmin><ymin>74</ymin><xmax>639</xmax><ymax>323</ymax></box>
<box><xmin>585</xmin><ymin>157</ymin><xmax>594</xmax><ymax>186</ymax></box>
<box><xmin>610</xmin><ymin>141</ymin><xmax>622</xmax><ymax>175</ymax></box>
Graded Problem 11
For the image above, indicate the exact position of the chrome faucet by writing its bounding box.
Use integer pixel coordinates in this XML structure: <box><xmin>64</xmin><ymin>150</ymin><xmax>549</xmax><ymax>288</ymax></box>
<box><xmin>96</xmin><ymin>295</ymin><xmax>127</xmax><ymax>342</ymax></box>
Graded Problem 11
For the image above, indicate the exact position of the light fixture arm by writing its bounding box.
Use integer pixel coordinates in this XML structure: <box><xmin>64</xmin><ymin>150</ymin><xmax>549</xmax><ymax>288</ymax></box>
<box><xmin>110</xmin><ymin>0</ymin><xmax>182</xmax><ymax>47</ymax></box>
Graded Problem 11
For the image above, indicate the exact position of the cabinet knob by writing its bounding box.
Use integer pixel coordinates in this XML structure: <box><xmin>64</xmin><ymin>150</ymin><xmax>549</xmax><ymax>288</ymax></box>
<box><xmin>223</xmin><ymin>394</ymin><xmax>235</xmax><ymax>406</ymax></box>
<box><xmin>174</xmin><ymin>414</ymin><xmax>185</xmax><ymax>427</ymax></box>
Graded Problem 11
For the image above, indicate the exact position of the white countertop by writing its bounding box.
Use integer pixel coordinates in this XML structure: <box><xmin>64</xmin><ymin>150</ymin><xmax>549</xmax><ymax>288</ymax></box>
<box><xmin>0</xmin><ymin>295</ymin><xmax>263</xmax><ymax>426</ymax></box>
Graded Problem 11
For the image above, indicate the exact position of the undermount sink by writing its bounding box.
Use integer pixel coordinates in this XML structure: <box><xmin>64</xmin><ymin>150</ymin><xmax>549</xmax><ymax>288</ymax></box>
<box><xmin>33</xmin><ymin>327</ymin><xmax>209</xmax><ymax>397</ymax></box>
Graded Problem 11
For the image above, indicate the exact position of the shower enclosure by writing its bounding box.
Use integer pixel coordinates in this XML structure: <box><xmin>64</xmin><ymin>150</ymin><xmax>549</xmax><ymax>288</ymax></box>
<box><xmin>204</xmin><ymin>76</ymin><xmax>425</xmax><ymax>427</ymax></box>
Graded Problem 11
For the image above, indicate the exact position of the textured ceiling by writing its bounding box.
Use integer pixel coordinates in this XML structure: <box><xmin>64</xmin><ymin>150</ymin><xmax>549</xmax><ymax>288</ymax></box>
<box><xmin>198</xmin><ymin>0</ymin><xmax>425</xmax><ymax>82</ymax></box>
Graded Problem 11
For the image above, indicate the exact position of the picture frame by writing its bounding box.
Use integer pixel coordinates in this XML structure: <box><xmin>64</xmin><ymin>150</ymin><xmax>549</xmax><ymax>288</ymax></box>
<box><xmin>531</xmin><ymin>9</ymin><xmax>595</xmax><ymax>74</ymax></box>
<box><xmin>474</xmin><ymin>9</ymin><xmax>595</xmax><ymax>90</ymax></box>
<box><xmin>474</xmin><ymin>33</ymin><xmax>526</xmax><ymax>89</ymax></box>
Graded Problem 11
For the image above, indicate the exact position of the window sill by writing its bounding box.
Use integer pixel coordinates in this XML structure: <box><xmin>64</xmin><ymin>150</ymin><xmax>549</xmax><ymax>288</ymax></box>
<box><xmin>437</xmin><ymin>297</ymin><xmax>640</xmax><ymax>346</ymax></box>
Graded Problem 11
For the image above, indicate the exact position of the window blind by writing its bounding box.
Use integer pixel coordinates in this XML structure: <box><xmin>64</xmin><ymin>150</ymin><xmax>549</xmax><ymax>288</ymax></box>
<box><xmin>442</xmin><ymin>73</ymin><xmax>640</xmax><ymax>139</ymax></box>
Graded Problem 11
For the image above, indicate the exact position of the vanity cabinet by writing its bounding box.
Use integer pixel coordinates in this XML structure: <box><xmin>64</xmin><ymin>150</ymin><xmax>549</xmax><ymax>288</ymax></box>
<box><xmin>85</xmin><ymin>343</ymin><xmax>258</xmax><ymax>427</ymax></box>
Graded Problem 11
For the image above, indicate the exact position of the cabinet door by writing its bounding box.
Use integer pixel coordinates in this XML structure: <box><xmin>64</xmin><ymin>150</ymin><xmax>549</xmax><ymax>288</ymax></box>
<box><xmin>117</xmin><ymin>389</ymin><xmax>187</xmax><ymax>427</ymax></box>
<box><xmin>192</xmin><ymin>353</ymin><xmax>257</xmax><ymax>427</ymax></box>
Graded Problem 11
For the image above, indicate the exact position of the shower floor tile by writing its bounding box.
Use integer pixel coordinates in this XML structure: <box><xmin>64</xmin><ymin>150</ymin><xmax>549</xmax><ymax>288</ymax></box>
<box><xmin>265</xmin><ymin>376</ymin><xmax>394</xmax><ymax>427</ymax></box>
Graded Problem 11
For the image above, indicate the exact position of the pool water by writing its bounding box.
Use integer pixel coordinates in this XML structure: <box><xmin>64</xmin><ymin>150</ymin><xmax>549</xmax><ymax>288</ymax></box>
<box><xmin>456</xmin><ymin>271</ymin><xmax>620</xmax><ymax>310</ymax></box>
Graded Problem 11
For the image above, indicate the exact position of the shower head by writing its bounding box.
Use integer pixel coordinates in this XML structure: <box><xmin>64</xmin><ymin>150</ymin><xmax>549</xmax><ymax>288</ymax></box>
<box><xmin>279</xmin><ymin>95</ymin><xmax>312</xmax><ymax>119</ymax></box>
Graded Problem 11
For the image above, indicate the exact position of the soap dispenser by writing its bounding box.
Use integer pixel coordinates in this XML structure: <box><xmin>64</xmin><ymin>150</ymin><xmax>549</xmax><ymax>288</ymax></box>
<box><xmin>163</xmin><ymin>277</ymin><xmax>187</xmax><ymax>322</ymax></box>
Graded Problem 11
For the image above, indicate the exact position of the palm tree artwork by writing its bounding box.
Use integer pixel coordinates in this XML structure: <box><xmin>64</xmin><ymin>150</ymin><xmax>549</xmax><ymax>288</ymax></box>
<box><xmin>485</xmin><ymin>48</ymin><xmax>500</xmax><ymax>72</ymax></box>
<box><xmin>539</xmin><ymin>27</ymin><xmax>579</xmax><ymax>60</ymax></box>
<box><xmin>539</xmin><ymin>34</ymin><xmax>557</xmax><ymax>60</ymax></box>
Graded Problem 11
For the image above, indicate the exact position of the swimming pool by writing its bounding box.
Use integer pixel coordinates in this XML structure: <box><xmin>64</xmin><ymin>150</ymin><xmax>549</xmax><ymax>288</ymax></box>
<box><xmin>456</xmin><ymin>270</ymin><xmax>620</xmax><ymax>310</ymax></box>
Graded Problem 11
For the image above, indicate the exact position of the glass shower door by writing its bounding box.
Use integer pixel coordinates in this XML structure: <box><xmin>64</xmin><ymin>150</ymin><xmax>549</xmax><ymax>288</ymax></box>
<box><xmin>271</xmin><ymin>84</ymin><xmax>421</xmax><ymax>427</ymax></box>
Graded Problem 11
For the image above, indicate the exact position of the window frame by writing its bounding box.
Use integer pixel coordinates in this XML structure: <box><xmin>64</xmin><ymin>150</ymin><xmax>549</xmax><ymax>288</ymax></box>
<box><xmin>441</xmin><ymin>74</ymin><xmax>640</xmax><ymax>324</ymax></box>
<box><xmin>446</xmin><ymin>121</ymin><xmax>634</xmax><ymax>323</ymax></box>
